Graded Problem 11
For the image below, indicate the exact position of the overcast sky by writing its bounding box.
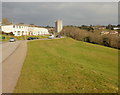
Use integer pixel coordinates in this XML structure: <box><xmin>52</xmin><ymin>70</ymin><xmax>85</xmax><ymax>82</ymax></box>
<box><xmin>2</xmin><ymin>2</ymin><xmax>118</xmax><ymax>26</ymax></box>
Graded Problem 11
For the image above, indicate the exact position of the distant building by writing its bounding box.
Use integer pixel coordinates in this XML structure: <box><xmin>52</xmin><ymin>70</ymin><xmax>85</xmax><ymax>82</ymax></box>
<box><xmin>110</xmin><ymin>31</ymin><xmax>118</xmax><ymax>34</ymax></box>
<box><xmin>1</xmin><ymin>24</ymin><xmax>29</xmax><ymax>36</ymax></box>
<box><xmin>101</xmin><ymin>31</ymin><xmax>118</xmax><ymax>35</ymax></box>
<box><xmin>1</xmin><ymin>24</ymin><xmax>49</xmax><ymax>36</ymax></box>
<box><xmin>28</xmin><ymin>26</ymin><xmax>49</xmax><ymax>36</ymax></box>
<box><xmin>93</xmin><ymin>26</ymin><xmax>106</xmax><ymax>30</ymax></box>
<box><xmin>113</xmin><ymin>27</ymin><xmax>120</xmax><ymax>30</ymax></box>
<box><xmin>55</xmin><ymin>20</ymin><xmax>63</xmax><ymax>32</ymax></box>
<box><xmin>101</xmin><ymin>31</ymin><xmax>109</xmax><ymax>35</ymax></box>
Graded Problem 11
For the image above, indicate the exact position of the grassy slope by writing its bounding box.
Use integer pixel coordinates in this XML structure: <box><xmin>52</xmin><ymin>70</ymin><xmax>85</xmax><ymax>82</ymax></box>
<box><xmin>14</xmin><ymin>38</ymin><xmax>118</xmax><ymax>93</ymax></box>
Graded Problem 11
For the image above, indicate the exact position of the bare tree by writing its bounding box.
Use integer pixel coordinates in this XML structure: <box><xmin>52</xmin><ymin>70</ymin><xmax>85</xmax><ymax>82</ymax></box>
<box><xmin>2</xmin><ymin>18</ymin><xmax>12</xmax><ymax>25</ymax></box>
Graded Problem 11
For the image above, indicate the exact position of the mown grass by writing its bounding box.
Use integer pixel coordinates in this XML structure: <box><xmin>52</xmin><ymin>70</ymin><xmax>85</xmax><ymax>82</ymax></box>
<box><xmin>1</xmin><ymin>34</ymin><xmax>49</xmax><ymax>42</ymax></box>
<box><xmin>14</xmin><ymin>38</ymin><xmax>118</xmax><ymax>93</ymax></box>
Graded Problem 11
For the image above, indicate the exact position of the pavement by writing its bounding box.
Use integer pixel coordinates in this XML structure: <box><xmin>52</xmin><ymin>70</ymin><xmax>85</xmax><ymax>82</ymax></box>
<box><xmin>1</xmin><ymin>40</ymin><xmax>27</xmax><ymax>93</ymax></box>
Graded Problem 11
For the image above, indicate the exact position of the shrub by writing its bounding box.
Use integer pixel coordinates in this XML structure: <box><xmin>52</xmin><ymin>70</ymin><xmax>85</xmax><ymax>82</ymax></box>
<box><xmin>60</xmin><ymin>26</ymin><xmax>119</xmax><ymax>49</ymax></box>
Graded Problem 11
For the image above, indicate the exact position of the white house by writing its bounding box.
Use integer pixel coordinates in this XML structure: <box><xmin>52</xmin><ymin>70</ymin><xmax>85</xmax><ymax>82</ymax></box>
<box><xmin>101</xmin><ymin>31</ymin><xmax>109</xmax><ymax>35</ymax></box>
<box><xmin>113</xmin><ymin>27</ymin><xmax>120</xmax><ymax>30</ymax></box>
<box><xmin>1</xmin><ymin>24</ymin><xmax>29</xmax><ymax>36</ymax></box>
<box><xmin>28</xmin><ymin>27</ymin><xmax>49</xmax><ymax>36</ymax></box>
<box><xmin>110</xmin><ymin>31</ymin><xmax>118</xmax><ymax>34</ymax></box>
<box><xmin>1</xmin><ymin>24</ymin><xmax>49</xmax><ymax>36</ymax></box>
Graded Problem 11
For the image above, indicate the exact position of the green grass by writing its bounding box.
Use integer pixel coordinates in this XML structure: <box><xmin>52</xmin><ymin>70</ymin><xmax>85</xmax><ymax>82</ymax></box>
<box><xmin>1</xmin><ymin>34</ymin><xmax>49</xmax><ymax>42</ymax></box>
<box><xmin>14</xmin><ymin>38</ymin><xmax>118</xmax><ymax>93</ymax></box>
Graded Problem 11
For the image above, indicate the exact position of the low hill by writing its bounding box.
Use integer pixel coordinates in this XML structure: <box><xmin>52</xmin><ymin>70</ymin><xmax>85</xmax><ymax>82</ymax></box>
<box><xmin>14</xmin><ymin>38</ymin><xmax>118</xmax><ymax>93</ymax></box>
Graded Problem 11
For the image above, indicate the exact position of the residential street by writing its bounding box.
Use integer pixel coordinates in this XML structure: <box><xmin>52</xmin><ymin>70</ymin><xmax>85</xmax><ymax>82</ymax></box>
<box><xmin>1</xmin><ymin>40</ymin><xmax>27</xmax><ymax>93</ymax></box>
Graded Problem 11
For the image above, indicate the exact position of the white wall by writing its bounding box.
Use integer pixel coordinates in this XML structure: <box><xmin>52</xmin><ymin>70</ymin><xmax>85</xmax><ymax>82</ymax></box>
<box><xmin>13</xmin><ymin>25</ymin><xmax>28</xmax><ymax>36</ymax></box>
<box><xmin>29</xmin><ymin>27</ymin><xmax>49</xmax><ymax>35</ymax></box>
<box><xmin>2</xmin><ymin>25</ymin><xmax>49</xmax><ymax>36</ymax></box>
<box><xmin>1</xmin><ymin>25</ymin><xmax>14</xmax><ymax>33</ymax></box>
<box><xmin>1</xmin><ymin>25</ymin><xmax>29</xmax><ymax>36</ymax></box>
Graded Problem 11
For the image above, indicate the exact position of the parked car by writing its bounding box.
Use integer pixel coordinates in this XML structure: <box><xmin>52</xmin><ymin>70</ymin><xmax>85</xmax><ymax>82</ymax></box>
<box><xmin>27</xmin><ymin>37</ymin><xmax>34</xmax><ymax>40</ymax></box>
<box><xmin>33</xmin><ymin>37</ymin><xmax>39</xmax><ymax>40</ymax></box>
<box><xmin>56</xmin><ymin>35</ymin><xmax>61</xmax><ymax>38</ymax></box>
<box><xmin>48</xmin><ymin>35</ymin><xmax>54</xmax><ymax>39</ymax></box>
<box><xmin>27</xmin><ymin>37</ymin><xmax>39</xmax><ymax>40</ymax></box>
<box><xmin>9</xmin><ymin>38</ymin><xmax>16</xmax><ymax>42</ymax></box>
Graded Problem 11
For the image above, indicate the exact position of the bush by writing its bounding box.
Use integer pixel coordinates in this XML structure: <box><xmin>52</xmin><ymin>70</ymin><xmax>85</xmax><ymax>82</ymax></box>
<box><xmin>60</xmin><ymin>26</ymin><xmax>119</xmax><ymax>49</ymax></box>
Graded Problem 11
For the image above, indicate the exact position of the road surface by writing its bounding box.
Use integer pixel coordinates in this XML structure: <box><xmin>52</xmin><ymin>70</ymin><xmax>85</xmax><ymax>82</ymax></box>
<box><xmin>1</xmin><ymin>40</ymin><xmax>27</xmax><ymax>93</ymax></box>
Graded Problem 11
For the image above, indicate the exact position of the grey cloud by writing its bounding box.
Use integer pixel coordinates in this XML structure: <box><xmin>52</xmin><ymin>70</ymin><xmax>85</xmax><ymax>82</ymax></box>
<box><xmin>2</xmin><ymin>2</ymin><xmax>118</xmax><ymax>26</ymax></box>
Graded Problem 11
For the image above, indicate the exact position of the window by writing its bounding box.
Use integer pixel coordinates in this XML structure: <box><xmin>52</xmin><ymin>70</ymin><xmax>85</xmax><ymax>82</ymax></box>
<box><xmin>17</xmin><ymin>31</ymin><xmax>20</xmax><ymax>35</ymax></box>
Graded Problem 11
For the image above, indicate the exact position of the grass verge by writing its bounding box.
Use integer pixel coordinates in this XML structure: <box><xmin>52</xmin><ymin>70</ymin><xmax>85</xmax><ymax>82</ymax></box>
<box><xmin>1</xmin><ymin>34</ymin><xmax>49</xmax><ymax>42</ymax></box>
<box><xmin>14</xmin><ymin>38</ymin><xmax>118</xmax><ymax>93</ymax></box>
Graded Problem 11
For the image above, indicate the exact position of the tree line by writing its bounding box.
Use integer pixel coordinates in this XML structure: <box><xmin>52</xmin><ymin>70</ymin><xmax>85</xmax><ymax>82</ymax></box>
<box><xmin>59</xmin><ymin>26</ymin><xmax>120</xmax><ymax>49</ymax></box>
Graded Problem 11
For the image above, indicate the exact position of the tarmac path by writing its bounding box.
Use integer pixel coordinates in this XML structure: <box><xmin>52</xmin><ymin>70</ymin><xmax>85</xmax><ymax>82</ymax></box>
<box><xmin>1</xmin><ymin>40</ymin><xmax>27</xmax><ymax>93</ymax></box>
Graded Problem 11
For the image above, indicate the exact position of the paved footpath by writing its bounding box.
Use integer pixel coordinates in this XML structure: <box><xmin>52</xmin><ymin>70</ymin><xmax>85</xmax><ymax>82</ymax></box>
<box><xmin>1</xmin><ymin>40</ymin><xmax>27</xmax><ymax>93</ymax></box>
